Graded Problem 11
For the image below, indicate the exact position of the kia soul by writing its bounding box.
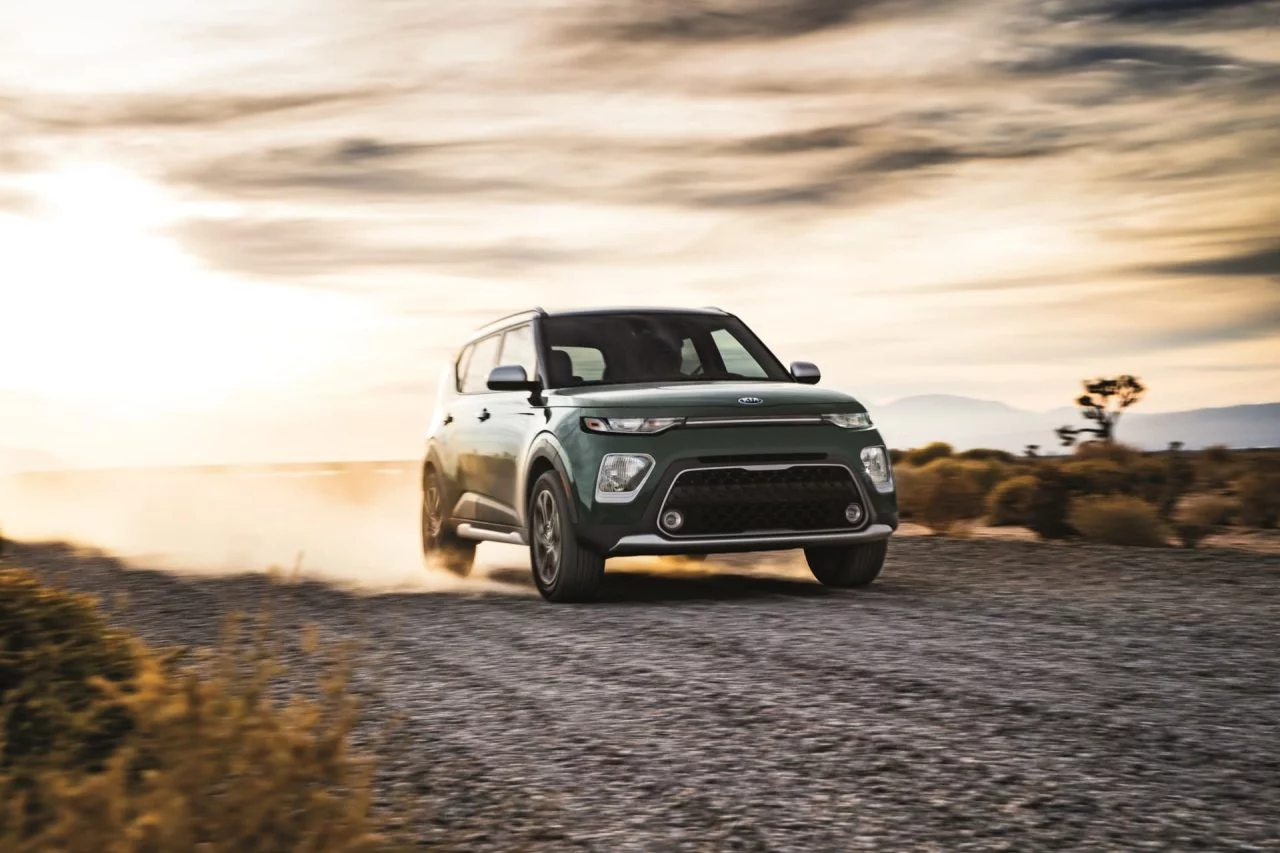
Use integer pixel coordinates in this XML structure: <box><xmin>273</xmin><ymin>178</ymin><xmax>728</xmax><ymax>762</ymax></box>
<box><xmin>421</xmin><ymin>307</ymin><xmax>899</xmax><ymax>602</ymax></box>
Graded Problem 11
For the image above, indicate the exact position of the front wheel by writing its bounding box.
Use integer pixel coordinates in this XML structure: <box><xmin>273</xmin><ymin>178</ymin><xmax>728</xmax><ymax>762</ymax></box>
<box><xmin>422</xmin><ymin>469</ymin><xmax>476</xmax><ymax>577</ymax></box>
<box><xmin>804</xmin><ymin>539</ymin><xmax>888</xmax><ymax>588</ymax></box>
<box><xmin>528</xmin><ymin>471</ymin><xmax>604</xmax><ymax>602</ymax></box>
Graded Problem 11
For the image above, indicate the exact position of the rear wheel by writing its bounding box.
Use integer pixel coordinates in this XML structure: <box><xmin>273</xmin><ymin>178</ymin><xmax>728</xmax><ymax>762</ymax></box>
<box><xmin>804</xmin><ymin>539</ymin><xmax>888</xmax><ymax>588</ymax></box>
<box><xmin>529</xmin><ymin>471</ymin><xmax>604</xmax><ymax>602</ymax></box>
<box><xmin>421</xmin><ymin>468</ymin><xmax>476</xmax><ymax>577</ymax></box>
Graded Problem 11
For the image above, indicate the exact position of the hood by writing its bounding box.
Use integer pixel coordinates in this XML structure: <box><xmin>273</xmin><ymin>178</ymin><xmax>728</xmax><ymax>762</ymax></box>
<box><xmin>548</xmin><ymin>381</ymin><xmax>864</xmax><ymax>413</ymax></box>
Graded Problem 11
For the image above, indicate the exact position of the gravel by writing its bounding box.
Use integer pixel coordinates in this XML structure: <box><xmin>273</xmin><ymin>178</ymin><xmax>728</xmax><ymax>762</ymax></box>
<box><xmin>9</xmin><ymin>537</ymin><xmax>1280</xmax><ymax>852</ymax></box>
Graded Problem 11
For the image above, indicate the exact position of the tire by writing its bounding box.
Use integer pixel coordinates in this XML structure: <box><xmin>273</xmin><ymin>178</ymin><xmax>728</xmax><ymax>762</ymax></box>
<box><xmin>528</xmin><ymin>471</ymin><xmax>605</xmax><ymax>602</ymax></box>
<box><xmin>804</xmin><ymin>539</ymin><xmax>888</xmax><ymax>588</ymax></box>
<box><xmin>421</xmin><ymin>468</ymin><xmax>476</xmax><ymax>577</ymax></box>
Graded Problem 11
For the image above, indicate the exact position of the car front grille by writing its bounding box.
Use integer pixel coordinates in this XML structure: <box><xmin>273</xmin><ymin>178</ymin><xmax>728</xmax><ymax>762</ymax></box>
<box><xmin>658</xmin><ymin>464</ymin><xmax>866</xmax><ymax>538</ymax></box>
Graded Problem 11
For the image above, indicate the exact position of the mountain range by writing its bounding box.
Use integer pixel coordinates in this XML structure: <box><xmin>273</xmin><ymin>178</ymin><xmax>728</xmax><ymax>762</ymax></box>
<box><xmin>870</xmin><ymin>395</ymin><xmax>1280</xmax><ymax>454</ymax></box>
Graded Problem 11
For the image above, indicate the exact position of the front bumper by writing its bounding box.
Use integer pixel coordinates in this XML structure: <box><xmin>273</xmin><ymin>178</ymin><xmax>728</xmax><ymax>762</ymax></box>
<box><xmin>569</xmin><ymin>444</ymin><xmax>899</xmax><ymax>556</ymax></box>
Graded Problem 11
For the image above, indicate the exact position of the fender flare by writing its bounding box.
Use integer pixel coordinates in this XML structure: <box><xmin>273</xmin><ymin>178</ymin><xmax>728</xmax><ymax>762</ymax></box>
<box><xmin>523</xmin><ymin>432</ymin><xmax>578</xmax><ymax>525</ymax></box>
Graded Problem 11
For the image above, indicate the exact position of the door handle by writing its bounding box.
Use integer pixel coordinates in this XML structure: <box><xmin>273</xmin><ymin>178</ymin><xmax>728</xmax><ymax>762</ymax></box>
<box><xmin>442</xmin><ymin>413</ymin><xmax>454</xmax><ymax>425</ymax></box>
<box><xmin>477</xmin><ymin>409</ymin><xmax>491</xmax><ymax>422</ymax></box>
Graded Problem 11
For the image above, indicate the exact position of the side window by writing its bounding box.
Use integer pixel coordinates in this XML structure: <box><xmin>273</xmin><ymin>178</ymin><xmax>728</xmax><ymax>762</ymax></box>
<box><xmin>497</xmin><ymin>324</ymin><xmax>537</xmax><ymax>379</ymax></box>
<box><xmin>461</xmin><ymin>334</ymin><xmax>502</xmax><ymax>394</ymax></box>
<box><xmin>679</xmin><ymin>338</ymin><xmax>701</xmax><ymax>375</ymax></box>
<box><xmin>454</xmin><ymin>344</ymin><xmax>474</xmax><ymax>392</ymax></box>
<box><xmin>554</xmin><ymin>346</ymin><xmax>606</xmax><ymax>382</ymax></box>
<box><xmin>711</xmin><ymin>328</ymin><xmax>768</xmax><ymax>378</ymax></box>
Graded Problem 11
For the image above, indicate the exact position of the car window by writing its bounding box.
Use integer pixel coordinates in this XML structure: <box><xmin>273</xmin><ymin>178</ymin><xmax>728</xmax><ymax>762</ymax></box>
<box><xmin>679</xmin><ymin>338</ymin><xmax>700</xmax><ymax>375</ymax></box>
<box><xmin>711</xmin><ymin>328</ymin><xmax>769</xmax><ymax>378</ymax></box>
<box><xmin>539</xmin><ymin>312</ymin><xmax>788</xmax><ymax>385</ymax></box>
<box><xmin>461</xmin><ymin>334</ymin><xmax>502</xmax><ymax>394</ymax></box>
<box><xmin>454</xmin><ymin>343</ymin><xmax>474</xmax><ymax>392</ymax></box>
<box><xmin>553</xmin><ymin>346</ymin><xmax>606</xmax><ymax>382</ymax></box>
<box><xmin>497</xmin><ymin>324</ymin><xmax>537</xmax><ymax>379</ymax></box>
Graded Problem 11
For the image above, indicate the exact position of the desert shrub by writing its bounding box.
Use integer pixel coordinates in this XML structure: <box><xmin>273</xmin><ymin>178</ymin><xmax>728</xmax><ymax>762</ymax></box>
<box><xmin>956</xmin><ymin>448</ymin><xmax>1017</xmax><ymax>464</ymax></box>
<box><xmin>1180</xmin><ymin>495</ymin><xmax>1238</xmax><ymax>527</ymax></box>
<box><xmin>1060</xmin><ymin>458</ymin><xmax>1131</xmax><ymax>496</ymax></box>
<box><xmin>887</xmin><ymin>448</ymin><xmax>905</xmax><ymax>466</ymax></box>
<box><xmin>0</xmin><ymin>569</ymin><xmax>141</xmax><ymax>781</ymax></box>
<box><xmin>915</xmin><ymin>460</ymin><xmax>983</xmax><ymax>533</ymax></box>
<box><xmin>1072</xmin><ymin>440</ymin><xmax>1143</xmax><ymax>465</ymax></box>
<box><xmin>1236</xmin><ymin>472</ymin><xmax>1280</xmax><ymax>529</ymax></box>
<box><xmin>1195</xmin><ymin>444</ymin><xmax>1233</xmax><ymax>489</ymax></box>
<box><xmin>904</xmin><ymin>441</ymin><xmax>953</xmax><ymax>468</ymax></box>
<box><xmin>986</xmin><ymin>475</ymin><xmax>1038</xmax><ymax>526</ymax></box>
<box><xmin>1027</xmin><ymin>465</ymin><xmax>1075</xmax><ymax>540</ymax></box>
<box><xmin>1067</xmin><ymin>495</ymin><xmax>1170</xmax><ymax>548</ymax></box>
<box><xmin>891</xmin><ymin>465</ymin><xmax>927</xmax><ymax>520</ymax></box>
<box><xmin>0</xmin><ymin>568</ymin><xmax>396</xmax><ymax>852</ymax></box>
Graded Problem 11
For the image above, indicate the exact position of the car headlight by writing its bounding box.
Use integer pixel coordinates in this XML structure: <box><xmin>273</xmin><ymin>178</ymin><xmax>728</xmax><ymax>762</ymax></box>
<box><xmin>860</xmin><ymin>445</ymin><xmax>894</xmax><ymax>493</ymax></box>
<box><xmin>823</xmin><ymin>412</ymin><xmax>873</xmax><ymax>429</ymax></box>
<box><xmin>595</xmin><ymin>453</ymin><xmax>655</xmax><ymax>503</ymax></box>
<box><xmin>582</xmin><ymin>417</ymin><xmax>684</xmax><ymax>435</ymax></box>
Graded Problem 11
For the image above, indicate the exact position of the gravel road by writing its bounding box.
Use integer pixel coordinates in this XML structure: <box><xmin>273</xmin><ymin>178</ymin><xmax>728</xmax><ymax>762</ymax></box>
<box><xmin>11</xmin><ymin>537</ymin><xmax>1280</xmax><ymax>852</ymax></box>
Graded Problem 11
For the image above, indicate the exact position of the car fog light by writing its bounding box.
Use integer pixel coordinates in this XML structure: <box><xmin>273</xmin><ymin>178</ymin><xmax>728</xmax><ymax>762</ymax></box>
<box><xmin>595</xmin><ymin>453</ymin><xmax>655</xmax><ymax>503</ymax></box>
<box><xmin>844</xmin><ymin>503</ymin><xmax>865</xmax><ymax>525</ymax></box>
<box><xmin>661</xmin><ymin>509</ymin><xmax>685</xmax><ymax>532</ymax></box>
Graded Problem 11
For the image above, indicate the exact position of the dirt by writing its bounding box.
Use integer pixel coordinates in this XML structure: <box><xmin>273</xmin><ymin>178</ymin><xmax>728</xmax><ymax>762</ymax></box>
<box><xmin>9</xmin><ymin>535</ymin><xmax>1280</xmax><ymax>852</ymax></box>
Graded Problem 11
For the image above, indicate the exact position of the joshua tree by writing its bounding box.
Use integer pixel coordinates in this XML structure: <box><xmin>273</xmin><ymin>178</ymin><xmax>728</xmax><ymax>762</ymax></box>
<box><xmin>1055</xmin><ymin>375</ymin><xmax>1146</xmax><ymax>447</ymax></box>
<box><xmin>1024</xmin><ymin>444</ymin><xmax>1040</xmax><ymax>459</ymax></box>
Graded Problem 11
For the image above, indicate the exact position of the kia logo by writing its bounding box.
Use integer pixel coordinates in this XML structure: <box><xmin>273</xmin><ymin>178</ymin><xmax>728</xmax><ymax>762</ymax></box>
<box><xmin>738</xmin><ymin>396</ymin><xmax>764</xmax><ymax>405</ymax></box>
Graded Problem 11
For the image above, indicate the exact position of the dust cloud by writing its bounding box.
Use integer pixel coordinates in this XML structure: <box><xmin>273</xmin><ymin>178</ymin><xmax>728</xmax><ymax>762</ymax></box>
<box><xmin>0</xmin><ymin>463</ymin><xmax>534</xmax><ymax>596</ymax></box>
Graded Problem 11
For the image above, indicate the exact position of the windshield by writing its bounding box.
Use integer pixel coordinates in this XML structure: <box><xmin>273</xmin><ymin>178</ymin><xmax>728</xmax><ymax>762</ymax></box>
<box><xmin>538</xmin><ymin>312</ymin><xmax>791</xmax><ymax>387</ymax></box>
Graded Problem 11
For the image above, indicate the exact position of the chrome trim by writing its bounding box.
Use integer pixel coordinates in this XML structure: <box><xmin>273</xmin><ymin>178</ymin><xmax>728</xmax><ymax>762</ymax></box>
<box><xmin>594</xmin><ymin>452</ymin><xmax>657</xmax><ymax>504</ymax></box>
<box><xmin>611</xmin><ymin>523</ymin><xmax>894</xmax><ymax>553</ymax></box>
<box><xmin>454</xmin><ymin>523</ymin><xmax>527</xmax><ymax>546</ymax></box>
<box><xmin>684</xmin><ymin>415</ymin><xmax>825</xmax><ymax>427</ymax></box>
<box><xmin>657</xmin><ymin>462</ymin><xmax>873</xmax><ymax>539</ymax></box>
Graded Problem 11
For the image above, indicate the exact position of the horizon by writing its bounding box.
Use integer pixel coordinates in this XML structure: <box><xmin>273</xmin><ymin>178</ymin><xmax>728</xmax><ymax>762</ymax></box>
<box><xmin>3</xmin><ymin>0</ymin><xmax>1278</xmax><ymax>468</ymax></box>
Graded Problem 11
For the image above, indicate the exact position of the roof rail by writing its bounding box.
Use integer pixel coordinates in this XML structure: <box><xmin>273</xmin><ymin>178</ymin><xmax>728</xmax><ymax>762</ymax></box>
<box><xmin>701</xmin><ymin>306</ymin><xmax>729</xmax><ymax>314</ymax></box>
<box><xmin>473</xmin><ymin>307</ymin><xmax>547</xmax><ymax>331</ymax></box>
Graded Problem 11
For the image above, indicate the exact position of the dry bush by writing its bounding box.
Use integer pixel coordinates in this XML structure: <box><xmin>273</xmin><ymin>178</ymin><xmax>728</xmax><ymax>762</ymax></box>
<box><xmin>914</xmin><ymin>460</ymin><xmax>983</xmax><ymax>534</ymax></box>
<box><xmin>1235</xmin><ymin>472</ymin><xmax>1280</xmax><ymax>529</ymax></box>
<box><xmin>903</xmin><ymin>441</ymin><xmax>953</xmax><ymax>468</ymax></box>
<box><xmin>1059</xmin><ymin>458</ymin><xmax>1130</xmax><ymax>496</ymax></box>
<box><xmin>891</xmin><ymin>464</ymin><xmax>928</xmax><ymax>520</ymax></box>
<box><xmin>986</xmin><ymin>475</ymin><xmax>1038</xmax><ymax>527</ymax></box>
<box><xmin>956</xmin><ymin>448</ymin><xmax>1017</xmax><ymax>464</ymax></box>
<box><xmin>0</xmin><ymin>568</ymin><xmax>400</xmax><ymax>853</ymax></box>
<box><xmin>1071</xmin><ymin>441</ymin><xmax>1143</xmax><ymax>465</ymax></box>
<box><xmin>1180</xmin><ymin>495</ymin><xmax>1238</xmax><ymax>528</ymax></box>
<box><xmin>1067</xmin><ymin>496</ymin><xmax>1170</xmax><ymax>548</ymax></box>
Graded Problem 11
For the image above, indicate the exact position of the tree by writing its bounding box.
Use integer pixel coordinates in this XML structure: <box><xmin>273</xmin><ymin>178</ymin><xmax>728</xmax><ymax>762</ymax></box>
<box><xmin>1055</xmin><ymin>375</ymin><xmax>1146</xmax><ymax>447</ymax></box>
<box><xmin>1024</xmin><ymin>444</ymin><xmax>1040</xmax><ymax>459</ymax></box>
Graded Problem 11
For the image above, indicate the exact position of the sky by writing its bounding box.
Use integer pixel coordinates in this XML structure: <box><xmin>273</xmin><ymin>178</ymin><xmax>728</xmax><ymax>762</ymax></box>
<box><xmin>1</xmin><ymin>0</ymin><xmax>1278</xmax><ymax>467</ymax></box>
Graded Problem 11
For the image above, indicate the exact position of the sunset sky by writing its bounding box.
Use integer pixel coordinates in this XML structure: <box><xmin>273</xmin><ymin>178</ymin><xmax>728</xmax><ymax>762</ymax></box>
<box><xmin>2</xmin><ymin>0</ymin><xmax>1278</xmax><ymax>467</ymax></box>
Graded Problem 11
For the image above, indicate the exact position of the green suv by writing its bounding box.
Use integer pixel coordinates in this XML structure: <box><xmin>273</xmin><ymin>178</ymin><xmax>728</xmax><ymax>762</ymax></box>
<box><xmin>421</xmin><ymin>307</ymin><xmax>898</xmax><ymax>602</ymax></box>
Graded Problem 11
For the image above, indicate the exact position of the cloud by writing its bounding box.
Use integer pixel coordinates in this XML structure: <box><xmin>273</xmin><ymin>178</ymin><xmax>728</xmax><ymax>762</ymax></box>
<box><xmin>573</xmin><ymin>0</ymin><xmax>877</xmax><ymax>43</ymax></box>
<box><xmin>730</xmin><ymin>124</ymin><xmax>862</xmax><ymax>155</ymax></box>
<box><xmin>177</xmin><ymin>137</ymin><xmax>533</xmax><ymax>200</ymax></box>
<box><xmin>12</xmin><ymin>89</ymin><xmax>398</xmax><ymax>131</ymax></box>
<box><xmin>1049</xmin><ymin>0</ymin><xmax>1280</xmax><ymax>24</ymax></box>
<box><xmin>173</xmin><ymin>217</ymin><xmax>590</xmax><ymax>279</ymax></box>
<box><xmin>1001</xmin><ymin>42</ymin><xmax>1271</xmax><ymax>94</ymax></box>
<box><xmin>1141</xmin><ymin>302</ymin><xmax>1280</xmax><ymax>349</ymax></box>
<box><xmin>1148</xmin><ymin>242</ymin><xmax>1280</xmax><ymax>277</ymax></box>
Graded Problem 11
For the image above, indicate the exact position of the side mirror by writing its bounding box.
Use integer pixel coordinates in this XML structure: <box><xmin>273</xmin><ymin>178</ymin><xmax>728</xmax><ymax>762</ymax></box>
<box><xmin>487</xmin><ymin>364</ymin><xmax>541</xmax><ymax>392</ymax></box>
<box><xmin>790</xmin><ymin>361</ymin><xmax>821</xmax><ymax>385</ymax></box>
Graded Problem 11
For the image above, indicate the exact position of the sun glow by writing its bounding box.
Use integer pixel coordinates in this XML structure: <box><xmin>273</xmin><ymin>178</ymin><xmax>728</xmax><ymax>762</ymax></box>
<box><xmin>0</xmin><ymin>162</ymin><xmax>368</xmax><ymax>414</ymax></box>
